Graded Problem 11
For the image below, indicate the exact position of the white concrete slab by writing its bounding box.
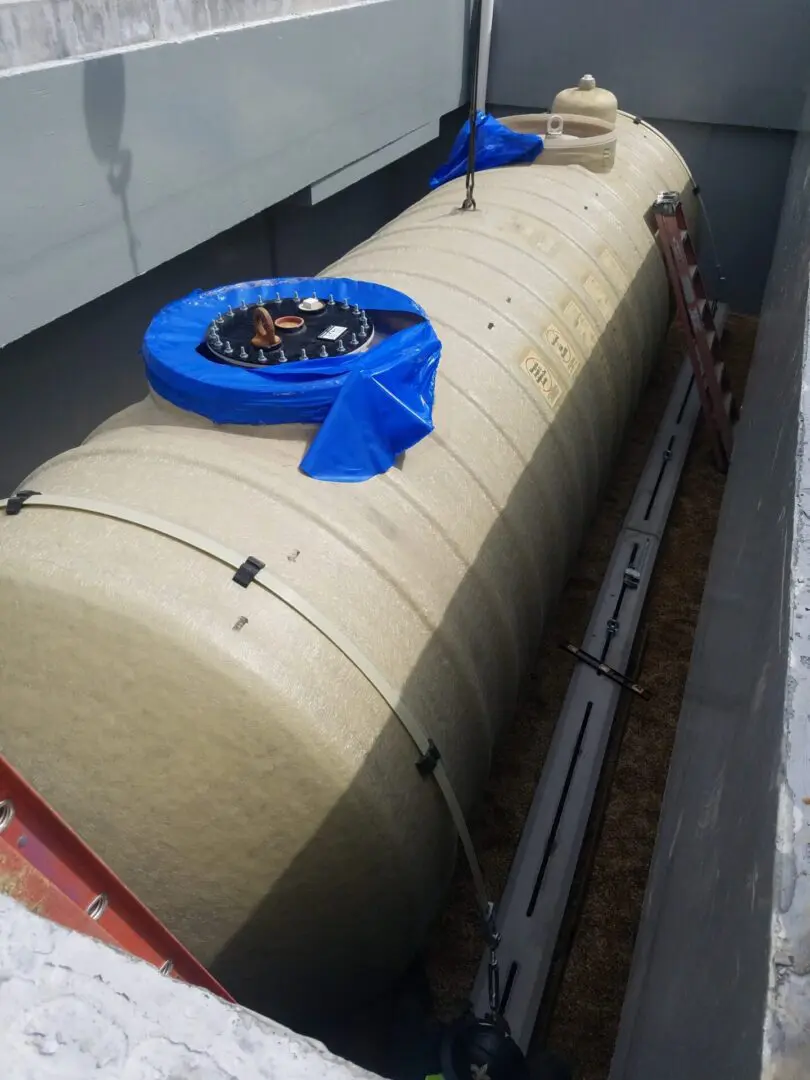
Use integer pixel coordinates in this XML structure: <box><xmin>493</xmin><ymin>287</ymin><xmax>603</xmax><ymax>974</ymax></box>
<box><xmin>0</xmin><ymin>894</ymin><xmax>382</xmax><ymax>1080</ymax></box>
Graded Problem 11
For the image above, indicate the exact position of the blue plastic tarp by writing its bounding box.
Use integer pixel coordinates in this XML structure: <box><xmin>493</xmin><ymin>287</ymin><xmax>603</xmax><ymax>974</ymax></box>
<box><xmin>429</xmin><ymin>111</ymin><xmax>543</xmax><ymax>190</ymax></box>
<box><xmin>142</xmin><ymin>277</ymin><xmax>442</xmax><ymax>483</ymax></box>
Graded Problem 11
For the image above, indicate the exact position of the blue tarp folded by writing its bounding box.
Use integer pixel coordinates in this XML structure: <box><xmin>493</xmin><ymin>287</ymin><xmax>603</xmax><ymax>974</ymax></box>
<box><xmin>429</xmin><ymin>111</ymin><xmax>543</xmax><ymax>190</ymax></box>
<box><xmin>142</xmin><ymin>277</ymin><xmax>442</xmax><ymax>483</ymax></box>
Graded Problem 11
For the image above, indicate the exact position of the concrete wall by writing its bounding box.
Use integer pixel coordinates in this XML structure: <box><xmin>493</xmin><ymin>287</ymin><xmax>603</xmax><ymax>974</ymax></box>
<box><xmin>0</xmin><ymin>0</ymin><xmax>467</xmax><ymax>347</ymax></box>
<box><xmin>0</xmin><ymin>0</ymin><xmax>366</xmax><ymax>70</ymax></box>
<box><xmin>611</xmin><ymin>108</ymin><xmax>810</xmax><ymax>1080</ymax></box>
<box><xmin>487</xmin><ymin>0</ymin><xmax>806</xmax><ymax>313</ymax></box>
<box><xmin>0</xmin><ymin>111</ymin><xmax>461</xmax><ymax>496</ymax></box>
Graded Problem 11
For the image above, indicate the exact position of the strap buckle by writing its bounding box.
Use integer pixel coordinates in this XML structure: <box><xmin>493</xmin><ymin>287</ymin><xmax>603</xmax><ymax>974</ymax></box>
<box><xmin>416</xmin><ymin>739</ymin><xmax>442</xmax><ymax>777</ymax></box>
<box><xmin>233</xmin><ymin>555</ymin><xmax>265</xmax><ymax>588</ymax></box>
<box><xmin>5</xmin><ymin>490</ymin><xmax>40</xmax><ymax>516</ymax></box>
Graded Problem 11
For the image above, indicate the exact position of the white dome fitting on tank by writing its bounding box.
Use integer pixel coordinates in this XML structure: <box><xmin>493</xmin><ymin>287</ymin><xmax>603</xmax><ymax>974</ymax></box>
<box><xmin>552</xmin><ymin>74</ymin><xmax>619</xmax><ymax>127</ymax></box>
<box><xmin>0</xmin><ymin>95</ymin><xmax>695</xmax><ymax>1027</ymax></box>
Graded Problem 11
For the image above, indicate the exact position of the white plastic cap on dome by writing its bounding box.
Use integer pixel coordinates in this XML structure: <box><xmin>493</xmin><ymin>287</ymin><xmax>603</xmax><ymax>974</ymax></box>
<box><xmin>579</xmin><ymin>74</ymin><xmax>597</xmax><ymax>91</ymax></box>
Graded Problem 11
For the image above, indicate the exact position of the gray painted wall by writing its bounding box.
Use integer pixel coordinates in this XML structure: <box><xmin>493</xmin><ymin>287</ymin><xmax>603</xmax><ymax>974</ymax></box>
<box><xmin>652</xmin><ymin>119</ymin><xmax>795</xmax><ymax>315</ymax></box>
<box><xmin>761</xmin><ymin>130</ymin><xmax>810</xmax><ymax>1079</ymax></box>
<box><xmin>0</xmin><ymin>110</ymin><xmax>461</xmax><ymax>496</ymax></box>
<box><xmin>0</xmin><ymin>0</ymin><xmax>467</xmax><ymax>346</ymax></box>
<box><xmin>611</xmin><ymin>113</ymin><xmax>810</xmax><ymax>1080</ymax></box>
<box><xmin>488</xmin><ymin>0</ymin><xmax>807</xmax><ymax>131</ymax></box>
<box><xmin>487</xmin><ymin>0</ymin><xmax>805</xmax><ymax>314</ymax></box>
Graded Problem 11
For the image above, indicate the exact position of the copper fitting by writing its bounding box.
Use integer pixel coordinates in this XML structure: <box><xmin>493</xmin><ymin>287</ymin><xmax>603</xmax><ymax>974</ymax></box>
<box><xmin>251</xmin><ymin>306</ymin><xmax>280</xmax><ymax>348</ymax></box>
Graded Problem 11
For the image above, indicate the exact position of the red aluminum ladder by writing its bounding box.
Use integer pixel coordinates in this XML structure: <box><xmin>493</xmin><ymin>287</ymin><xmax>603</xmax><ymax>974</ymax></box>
<box><xmin>653</xmin><ymin>190</ymin><xmax>738</xmax><ymax>472</ymax></box>
<box><xmin>0</xmin><ymin>753</ymin><xmax>233</xmax><ymax>1001</ymax></box>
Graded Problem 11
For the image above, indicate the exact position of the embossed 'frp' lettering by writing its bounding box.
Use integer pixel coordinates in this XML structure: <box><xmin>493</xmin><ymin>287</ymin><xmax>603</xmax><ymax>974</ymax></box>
<box><xmin>564</xmin><ymin>300</ymin><xmax>598</xmax><ymax>354</ymax></box>
<box><xmin>544</xmin><ymin>324</ymin><xmax>578</xmax><ymax>375</ymax></box>
<box><xmin>522</xmin><ymin>353</ymin><xmax>562</xmax><ymax>407</ymax></box>
<box><xmin>584</xmin><ymin>274</ymin><xmax>613</xmax><ymax>319</ymax></box>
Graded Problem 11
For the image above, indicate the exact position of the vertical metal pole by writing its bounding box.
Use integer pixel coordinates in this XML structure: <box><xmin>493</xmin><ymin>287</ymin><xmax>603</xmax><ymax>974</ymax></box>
<box><xmin>475</xmin><ymin>0</ymin><xmax>496</xmax><ymax>113</ymax></box>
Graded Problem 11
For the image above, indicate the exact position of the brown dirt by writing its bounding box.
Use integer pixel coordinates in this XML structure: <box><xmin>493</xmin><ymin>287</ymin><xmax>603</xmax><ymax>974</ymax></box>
<box><xmin>424</xmin><ymin>314</ymin><xmax>758</xmax><ymax>1077</ymax></box>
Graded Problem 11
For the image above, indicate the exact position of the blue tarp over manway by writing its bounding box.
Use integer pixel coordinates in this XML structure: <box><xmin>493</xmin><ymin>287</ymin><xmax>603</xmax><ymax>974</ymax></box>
<box><xmin>143</xmin><ymin>277</ymin><xmax>442</xmax><ymax>483</ymax></box>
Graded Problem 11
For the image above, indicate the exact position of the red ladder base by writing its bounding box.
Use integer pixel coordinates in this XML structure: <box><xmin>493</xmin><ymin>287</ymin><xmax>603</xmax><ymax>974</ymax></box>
<box><xmin>0</xmin><ymin>754</ymin><xmax>233</xmax><ymax>1002</ymax></box>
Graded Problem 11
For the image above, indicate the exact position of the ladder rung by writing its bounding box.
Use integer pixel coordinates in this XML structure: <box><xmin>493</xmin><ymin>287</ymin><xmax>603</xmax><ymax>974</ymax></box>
<box><xmin>677</xmin><ymin>230</ymin><xmax>698</xmax><ymax>269</ymax></box>
<box><xmin>678</xmin><ymin>227</ymin><xmax>699</xmax><ymax>252</ymax></box>
<box><xmin>655</xmin><ymin>198</ymin><xmax>735</xmax><ymax>472</ymax></box>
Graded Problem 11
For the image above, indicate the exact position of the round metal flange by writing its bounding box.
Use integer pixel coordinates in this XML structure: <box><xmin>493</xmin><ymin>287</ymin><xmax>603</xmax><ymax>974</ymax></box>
<box><xmin>205</xmin><ymin>295</ymin><xmax>373</xmax><ymax>368</ymax></box>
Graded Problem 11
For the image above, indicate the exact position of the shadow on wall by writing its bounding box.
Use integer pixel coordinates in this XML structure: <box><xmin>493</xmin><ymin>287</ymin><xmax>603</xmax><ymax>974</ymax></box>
<box><xmin>83</xmin><ymin>54</ymin><xmax>139</xmax><ymax>278</ymax></box>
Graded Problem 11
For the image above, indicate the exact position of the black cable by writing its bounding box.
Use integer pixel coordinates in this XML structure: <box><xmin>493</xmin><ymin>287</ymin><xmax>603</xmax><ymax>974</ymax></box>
<box><xmin>461</xmin><ymin>0</ymin><xmax>484</xmax><ymax>211</ymax></box>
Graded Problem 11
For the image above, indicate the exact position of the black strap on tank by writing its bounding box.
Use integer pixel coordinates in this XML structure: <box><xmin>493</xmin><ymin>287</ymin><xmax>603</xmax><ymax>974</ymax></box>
<box><xmin>233</xmin><ymin>555</ymin><xmax>266</xmax><ymax>588</ymax></box>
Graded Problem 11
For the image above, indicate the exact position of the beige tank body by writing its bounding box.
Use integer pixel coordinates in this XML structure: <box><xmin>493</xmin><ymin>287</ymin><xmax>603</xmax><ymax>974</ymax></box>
<box><xmin>0</xmin><ymin>110</ymin><xmax>694</xmax><ymax>1025</ymax></box>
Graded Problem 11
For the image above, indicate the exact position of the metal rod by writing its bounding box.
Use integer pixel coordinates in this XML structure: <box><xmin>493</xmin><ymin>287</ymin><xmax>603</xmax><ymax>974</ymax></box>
<box><xmin>461</xmin><ymin>0</ymin><xmax>484</xmax><ymax>211</ymax></box>
<box><xmin>475</xmin><ymin>0</ymin><xmax>496</xmax><ymax>112</ymax></box>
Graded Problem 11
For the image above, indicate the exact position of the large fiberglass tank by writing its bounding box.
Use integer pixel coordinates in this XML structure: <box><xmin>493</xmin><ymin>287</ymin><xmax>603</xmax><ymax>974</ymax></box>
<box><xmin>0</xmin><ymin>86</ymin><xmax>694</xmax><ymax>1026</ymax></box>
